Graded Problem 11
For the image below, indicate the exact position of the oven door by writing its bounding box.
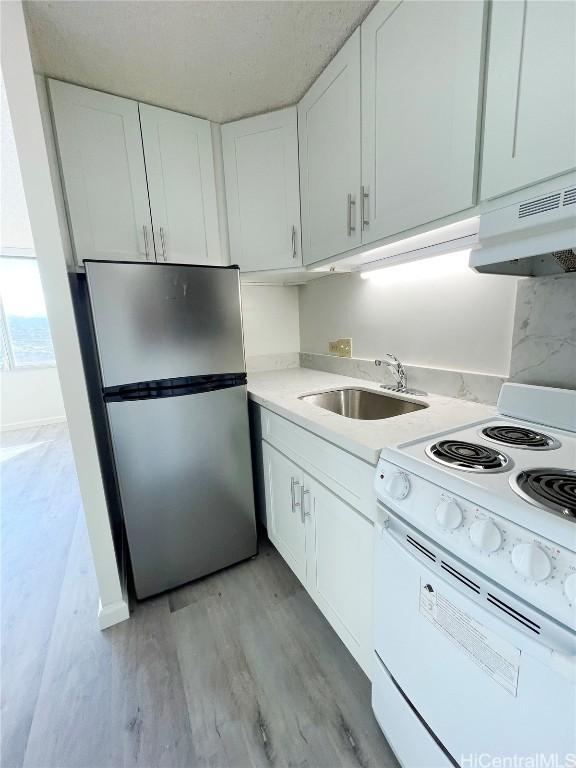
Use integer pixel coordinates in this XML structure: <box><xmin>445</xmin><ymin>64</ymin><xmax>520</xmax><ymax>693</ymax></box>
<box><xmin>373</xmin><ymin>509</ymin><xmax>576</xmax><ymax>767</ymax></box>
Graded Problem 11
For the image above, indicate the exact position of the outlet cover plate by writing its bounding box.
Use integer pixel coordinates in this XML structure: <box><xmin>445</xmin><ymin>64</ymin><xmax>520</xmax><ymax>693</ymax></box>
<box><xmin>328</xmin><ymin>338</ymin><xmax>352</xmax><ymax>357</ymax></box>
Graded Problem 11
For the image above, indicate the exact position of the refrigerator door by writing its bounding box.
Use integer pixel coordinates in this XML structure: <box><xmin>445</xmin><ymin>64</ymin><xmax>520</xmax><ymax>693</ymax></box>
<box><xmin>107</xmin><ymin>385</ymin><xmax>257</xmax><ymax>598</ymax></box>
<box><xmin>85</xmin><ymin>261</ymin><xmax>245</xmax><ymax>388</ymax></box>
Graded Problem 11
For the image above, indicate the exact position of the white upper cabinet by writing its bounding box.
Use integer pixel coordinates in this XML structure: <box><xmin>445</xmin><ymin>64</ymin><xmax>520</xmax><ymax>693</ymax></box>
<box><xmin>361</xmin><ymin>0</ymin><xmax>486</xmax><ymax>244</ymax></box>
<box><xmin>49</xmin><ymin>80</ymin><xmax>221</xmax><ymax>265</ymax></box>
<box><xmin>481</xmin><ymin>0</ymin><xmax>576</xmax><ymax>200</ymax></box>
<box><xmin>298</xmin><ymin>29</ymin><xmax>361</xmax><ymax>265</ymax></box>
<box><xmin>49</xmin><ymin>80</ymin><xmax>153</xmax><ymax>263</ymax></box>
<box><xmin>222</xmin><ymin>108</ymin><xmax>301</xmax><ymax>272</ymax></box>
<box><xmin>139</xmin><ymin>104</ymin><xmax>221</xmax><ymax>265</ymax></box>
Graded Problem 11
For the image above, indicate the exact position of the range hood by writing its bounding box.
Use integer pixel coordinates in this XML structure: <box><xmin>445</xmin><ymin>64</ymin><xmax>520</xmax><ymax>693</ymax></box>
<box><xmin>471</xmin><ymin>184</ymin><xmax>576</xmax><ymax>276</ymax></box>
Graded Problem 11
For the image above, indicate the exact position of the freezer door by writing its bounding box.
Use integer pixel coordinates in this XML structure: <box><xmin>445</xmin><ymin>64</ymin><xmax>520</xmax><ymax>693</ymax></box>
<box><xmin>85</xmin><ymin>262</ymin><xmax>245</xmax><ymax>388</ymax></box>
<box><xmin>106</xmin><ymin>385</ymin><xmax>257</xmax><ymax>598</ymax></box>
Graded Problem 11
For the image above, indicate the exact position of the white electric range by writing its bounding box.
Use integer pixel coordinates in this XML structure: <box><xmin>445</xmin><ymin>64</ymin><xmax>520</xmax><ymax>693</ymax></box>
<box><xmin>372</xmin><ymin>383</ymin><xmax>576</xmax><ymax>768</ymax></box>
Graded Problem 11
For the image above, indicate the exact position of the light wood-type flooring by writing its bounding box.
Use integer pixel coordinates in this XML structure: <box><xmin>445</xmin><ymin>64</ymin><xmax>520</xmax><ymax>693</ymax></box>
<box><xmin>1</xmin><ymin>423</ymin><xmax>398</xmax><ymax>768</ymax></box>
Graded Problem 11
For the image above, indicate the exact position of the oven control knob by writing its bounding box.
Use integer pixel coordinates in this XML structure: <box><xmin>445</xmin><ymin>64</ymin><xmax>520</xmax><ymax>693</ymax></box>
<box><xmin>434</xmin><ymin>497</ymin><xmax>463</xmax><ymax>530</ymax></box>
<box><xmin>563</xmin><ymin>573</ymin><xmax>576</xmax><ymax>603</ymax></box>
<box><xmin>383</xmin><ymin>471</ymin><xmax>410</xmax><ymax>500</ymax></box>
<box><xmin>469</xmin><ymin>519</ymin><xmax>502</xmax><ymax>552</ymax></box>
<box><xmin>511</xmin><ymin>543</ymin><xmax>552</xmax><ymax>582</ymax></box>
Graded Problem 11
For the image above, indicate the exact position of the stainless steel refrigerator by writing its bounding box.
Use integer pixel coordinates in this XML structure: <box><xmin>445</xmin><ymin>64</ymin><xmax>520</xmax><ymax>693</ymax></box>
<box><xmin>84</xmin><ymin>260</ymin><xmax>257</xmax><ymax>599</ymax></box>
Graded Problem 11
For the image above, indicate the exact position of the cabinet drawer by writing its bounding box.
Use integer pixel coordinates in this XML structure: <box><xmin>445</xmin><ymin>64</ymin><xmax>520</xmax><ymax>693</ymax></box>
<box><xmin>260</xmin><ymin>407</ymin><xmax>376</xmax><ymax>521</ymax></box>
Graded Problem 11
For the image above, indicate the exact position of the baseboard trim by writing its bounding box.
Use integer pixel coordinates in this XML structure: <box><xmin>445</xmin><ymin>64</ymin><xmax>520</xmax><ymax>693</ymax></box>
<box><xmin>98</xmin><ymin>598</ymin><xmax>130</xmax><ymax>630</ymax></box>
<box><xmin>1</xmin><ymin>415</ymin><xmax>67</xmax><ymax>432</ymax></box>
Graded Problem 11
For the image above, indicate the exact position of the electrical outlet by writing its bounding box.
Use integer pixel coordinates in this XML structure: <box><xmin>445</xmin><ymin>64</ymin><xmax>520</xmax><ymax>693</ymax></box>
<box><xmin>328</xmin><ymin>338</ymin><xmax>352</xmax><ymax>357</ymax></box>
<box><xmin>328</xmin><ymin>340</ymin><xmax>340</xmax><ymax>354</ymax></box>
<box><xmin>337</xmin><ymin>338</ymin><xmax>352</xmax><ymax>358</ymax></box>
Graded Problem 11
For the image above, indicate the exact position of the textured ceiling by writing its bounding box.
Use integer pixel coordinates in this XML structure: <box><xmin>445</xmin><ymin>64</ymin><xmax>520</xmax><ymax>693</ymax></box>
<box><xmin>24</xmin><ymin>0</ymin><xmax>375</xmax><ymax>123</ymax></box>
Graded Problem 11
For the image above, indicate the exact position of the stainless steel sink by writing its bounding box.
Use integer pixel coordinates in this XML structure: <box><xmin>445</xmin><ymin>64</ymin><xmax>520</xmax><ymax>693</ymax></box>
<box><xmin>299</xmin><ymin>388</ymin><xmax>427</xmax><ymax>420</ymax></box>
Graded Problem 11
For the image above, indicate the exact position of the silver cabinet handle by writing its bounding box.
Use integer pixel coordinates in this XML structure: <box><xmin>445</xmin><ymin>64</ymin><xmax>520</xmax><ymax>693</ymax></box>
<box><xmin>142</xmin><ymin>224</ymin><xmax>151</xmax><ymax>260</ymax></box>
<box><xmin>347</xmin><ymin>193</ymin><xmax>356</xmax><ymax>236</ymax></box>
<box><xmin>159</xmin><ymin>226</ymin><xmax>167</xmax><ymax>262</ymax></box>
<box><xmin>300</xmin><ymin>486</ymin><xmax>310</xmax><ymax>523</ymax></box>
<box><xmin>361</xmin><ymin>186</ymin><xmax>369</xmax><ymax>230</ymax></box>
<box><xmin>291</xmin><ymin>225</ymin><xmax>297</xmax><ymax>259</ymax></box>
<box><xmin>290</xmin><ymin>477</ymin><xmax>300</xmax><ymax>513</ymax></box>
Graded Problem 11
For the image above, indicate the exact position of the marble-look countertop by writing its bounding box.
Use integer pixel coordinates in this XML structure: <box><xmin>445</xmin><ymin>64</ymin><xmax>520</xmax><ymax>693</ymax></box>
<box><xmin>247</xmin><ymin>368</ymin><xmax>496</xmax><ymax>465</ymax></box>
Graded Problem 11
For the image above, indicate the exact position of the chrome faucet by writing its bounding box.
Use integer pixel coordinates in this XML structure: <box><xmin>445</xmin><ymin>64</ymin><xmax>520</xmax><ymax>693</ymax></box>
<box><xmin>375</xmin><ymin>353</ymin><xmax>408</xmax><ymax>393</ymax></box>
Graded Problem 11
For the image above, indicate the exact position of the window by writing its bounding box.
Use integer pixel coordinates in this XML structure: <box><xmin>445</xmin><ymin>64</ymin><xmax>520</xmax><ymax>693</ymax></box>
<box><xmin>0</xmin><ymin>255</ymin><xmax>55</xmax><ymax>369</ymax></box>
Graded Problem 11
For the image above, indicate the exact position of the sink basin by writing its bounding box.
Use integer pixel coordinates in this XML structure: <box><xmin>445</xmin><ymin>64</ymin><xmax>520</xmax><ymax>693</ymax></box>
<box><xmin>299</xmin><ymin>388</ymin><xmax>427</xmax><ymax>420</ymax></box>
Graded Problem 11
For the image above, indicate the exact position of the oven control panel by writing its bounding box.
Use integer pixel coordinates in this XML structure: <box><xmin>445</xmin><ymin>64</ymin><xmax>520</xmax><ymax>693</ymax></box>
<box><xmin>375</xmin><ymin>459</ymin><xmax>576</xmax><ymax>629</ymax></box>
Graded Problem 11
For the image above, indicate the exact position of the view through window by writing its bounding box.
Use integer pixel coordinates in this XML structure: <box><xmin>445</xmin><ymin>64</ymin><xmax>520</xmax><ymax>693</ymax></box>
<box><xmin>0</xmin><ymin>256</ymin><xmax>55</xmax><ymax>368</ymax></box>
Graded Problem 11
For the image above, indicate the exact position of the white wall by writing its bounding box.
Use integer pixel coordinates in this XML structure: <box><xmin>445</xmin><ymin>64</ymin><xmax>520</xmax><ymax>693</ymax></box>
<box><xmin>1</xmin><ymin>367</ymin><xmax>65</xmax><ymax>430</ymax></box>
<box><xmin>2</xmin><ymin>1</ymin><xmax>127</xmax><ymax>628</ymax></box>
<box><xmin>299</xmin><ymin>254</ymin><xmax>519</xmax><ymax>376</ymax></box>
<box><xmin>241</xmin><ymin>284</ymin><xmax>300</xmax><ymax>360</ymax></box>
<box><xmin>1</xmin><ymin>75</ymin><xmax>34</xmax><ymax>249</ymax></box>
<box><xmin>1</xmin><ymin>72</ymin><xmax>66</xmax><ymax>430</ymax></box>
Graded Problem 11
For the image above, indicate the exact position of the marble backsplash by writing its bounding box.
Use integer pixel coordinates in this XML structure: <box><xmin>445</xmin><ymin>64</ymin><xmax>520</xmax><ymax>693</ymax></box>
<box><xmin>299</xmin><ymin>273</ymin><xmax>576</xmax><ymax>404</ymax></box>
<box><xmin>299</xmin><ymin>353</ymin><xmax>506</xmax><ymax>405</ymax></box>
<box><xmin>509</xmin><ymin>273</ymin><xmax>576</xmax><ymax>390</ymax></box>
<box><xmin>246</xmin><ymin>352</ymin><xmax>300</xmax><ymax>373</ymax></box>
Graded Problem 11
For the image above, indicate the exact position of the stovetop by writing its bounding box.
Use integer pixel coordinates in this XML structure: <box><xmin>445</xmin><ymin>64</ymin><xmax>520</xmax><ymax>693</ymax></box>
<box><xmin>376</xmin><ymin>415</ymin><xmax>576</xmax><ymax>628</ymax></box>
<box><xmin>375</xmin><ymin>385</ymin><xmax>576</xmax><ymax>628</ymax></box>
<box><xmin>385</xmin><ymin>416</ymin><xmax>576</xmax><ymax>546</ymax></box>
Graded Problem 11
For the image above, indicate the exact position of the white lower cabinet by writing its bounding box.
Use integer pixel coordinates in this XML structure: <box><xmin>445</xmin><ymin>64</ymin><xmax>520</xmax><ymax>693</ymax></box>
<box><xmin>264</xmin><ymin>443</ymin><xmax>307</xmax><ymax>584</ymax></box>
<box><xmin>306</xmin><ymin>476</ymin><xmax>373</xmax><ymax>675</ymax></box>
<box><xmin>262</xmin><ymin>441</ymin><xmax>373</xmax><ymax>677</ymax></box>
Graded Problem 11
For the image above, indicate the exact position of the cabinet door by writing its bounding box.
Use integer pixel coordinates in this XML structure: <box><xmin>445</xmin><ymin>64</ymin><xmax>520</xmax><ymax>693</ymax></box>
<box><xmin>361</xmin><ymin>0</ymin><xmax>485</xmax><ymax>243</ymax></box>
<box><xmin>306</xmin><ymin>478</ymin><xmax>373</xmax><ymax>676</ymax></box>
<box><xmin>298</xmin><ymin>29</ymin><xmax>361</xmax><ymax>265</ymax></box>
<box><xmin>263</xmin><ymin>443</ymin><xmax>306</xmax><ymax>584</ymax></box>
<box><xmin>481</xmin><ymin>1</ymin><xmax>576</xmax><ymax>200</ymax></box>
<box><xmin>222</xmin><ymin>108</ymin><xmax>301</xmax><ymax>272</ymax></box>
<box><xmin>48</xmin><ymin>80</ymin><xmax>153</xmax><ymax>264</ymax></box>
<box><xmin>139</xmin><ymin>104</ymin><xmax>221</xmax><ymax>265</ymax></box>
